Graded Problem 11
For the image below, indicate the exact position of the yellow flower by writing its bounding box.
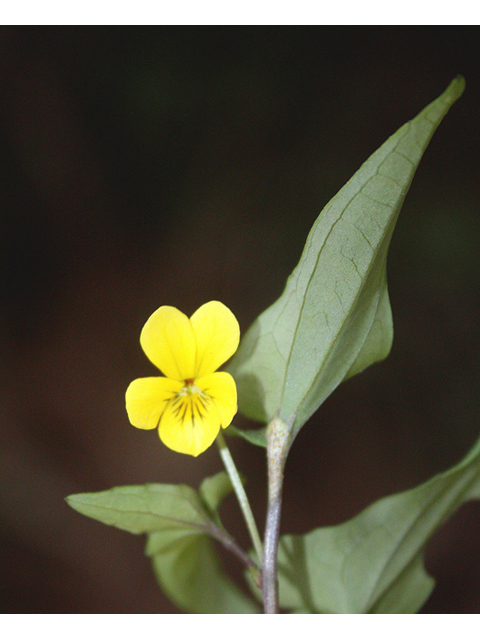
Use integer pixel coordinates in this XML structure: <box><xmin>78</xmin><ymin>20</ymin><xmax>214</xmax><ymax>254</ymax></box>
<box><xmin>126</xmin><ymin>301</ymin><xmax>240</xmax><ymax>457</ymax></box>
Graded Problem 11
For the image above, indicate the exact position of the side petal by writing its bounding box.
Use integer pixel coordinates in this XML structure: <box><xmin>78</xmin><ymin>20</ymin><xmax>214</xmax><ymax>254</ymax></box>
<box><xmin>159</xmin><ymin>391</ymin><xmax>222</xmax><ymax>457</ymax></box>
<box><xmin>197</xmin><ymin>371</ymin><xmax>237</xmax><ymax>429</ymax></box>
<box><xmin>126</xmin><ymin>377</ymin><xmax>183</xmax><ymax>430</ymax></box>
<box><xmin>190</xmin><ymin>301</ymin><xmax>240</xmax><ymax>378</ymax></box>
<box><xmin>140</xmin><ymin>306</ymin><xmax>196</xmax><ymax>381</ymax></box>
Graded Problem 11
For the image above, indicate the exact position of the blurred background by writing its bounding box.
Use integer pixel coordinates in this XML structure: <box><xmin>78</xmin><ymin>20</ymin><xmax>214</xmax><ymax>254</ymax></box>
<box><xmin>1</xmin><ymin>26</ymin><xmax>480</xmax><ymax>613</ymax></box>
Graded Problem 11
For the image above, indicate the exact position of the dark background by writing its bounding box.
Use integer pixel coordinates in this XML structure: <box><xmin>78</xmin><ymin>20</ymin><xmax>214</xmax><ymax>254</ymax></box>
<box><xmin>1</xmin><ymin>26</ymin><xmax>480</xmax><ymax>613</ymax></box>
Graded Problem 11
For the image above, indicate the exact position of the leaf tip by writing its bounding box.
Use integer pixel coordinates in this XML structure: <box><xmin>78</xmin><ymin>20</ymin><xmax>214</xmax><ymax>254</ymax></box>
<box><xmin>446</xmin><ymin>75</ymin><xmax>466</xmax><ymax>102</ymax></box>
<box><xmin>64</xmin><ymin>494</ymin><xmax>82</xmax><ymax>512</ymax></box>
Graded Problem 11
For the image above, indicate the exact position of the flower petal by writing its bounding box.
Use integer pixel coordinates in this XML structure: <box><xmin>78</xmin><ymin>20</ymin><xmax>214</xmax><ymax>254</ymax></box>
<box><xmin>190</xmin><ymin>301</ymin><xmax>240</xmax><ymax>378</ymax></box>
<box><xmin>126</xmin><ymin>377</ymin><xmax>183</xmax><ymax>430</ymax></box>
<box><xmin>140</xmin><ymin>306</ymin><xmax>196</xmax><ymax>381</ymax></box>
<box><xmin>159</xmin><ymin>389</ymin><xmax>222</xmax><ymax>457</ymax></box>
<box><xmin>196</xmin><ymin>372</ymin><xmax>237</xmax><ymax>429</ymax></box>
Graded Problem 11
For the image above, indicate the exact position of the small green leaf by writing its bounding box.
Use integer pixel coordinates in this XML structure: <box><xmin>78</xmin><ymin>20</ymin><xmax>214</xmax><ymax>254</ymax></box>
<box><xmin>66</xmin><ymin>483</ymin><xmax>209</xmax><ymax>534</ymax></box>
<box><xmin>272</xmin><ymin>430</ymin><xmax>480</xmax><ymax>613</ymax></box>
<box><xmin>146</xmin><ymin>530</ymin><xmax>260</xmax><ymax>613</ymax></box>
<box><xmin>228</xmin><ymin>77</ymin><xmax>465</xmax><ymax>438</ymax></box>
<box><xmin>199</xmin><ymin>471</ymin><xmax>235</xmax><ymax>515</ymax></box>
<box><xmin>227</xmin><ymin>424</ymin><xmax>267</xmax><ymax>448</ymax></box>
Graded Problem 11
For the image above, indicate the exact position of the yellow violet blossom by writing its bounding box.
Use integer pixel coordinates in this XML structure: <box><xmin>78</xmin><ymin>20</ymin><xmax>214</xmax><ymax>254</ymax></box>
<box><xmin>126</xmin><ymin>301</ymin><xmax>240</xmax><ymax>457</ymax></box>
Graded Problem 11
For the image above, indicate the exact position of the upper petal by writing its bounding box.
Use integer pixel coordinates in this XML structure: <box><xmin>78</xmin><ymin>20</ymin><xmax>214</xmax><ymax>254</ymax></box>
<box><xmin>140</xmin><ymin>306</ymin><xmax>196</xmax><ymax>381</ymax></box>
<box><xmin>126</xmin><ymin>376</ymin><xmax>183</xmax><ymax>430</ymax></box>
<box><xmin>190</xmin><ymin>301</ymin><xmax>240</xmax><ymax>378</ymax></box>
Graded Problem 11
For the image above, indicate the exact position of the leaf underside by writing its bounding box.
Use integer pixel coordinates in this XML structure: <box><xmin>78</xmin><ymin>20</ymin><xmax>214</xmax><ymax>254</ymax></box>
<box><xmin>228</xmin><ymin>77</ymin><xmax>465</xmax><ymax>439</ymax></box>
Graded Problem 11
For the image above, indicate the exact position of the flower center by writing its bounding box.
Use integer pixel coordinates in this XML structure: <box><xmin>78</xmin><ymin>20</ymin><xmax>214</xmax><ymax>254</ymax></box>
<box><xmin>181</xmin><ymin>378</ymin><xmax>201</xmax><ymax>397</ymax></box>
<box><xmin>168</xmin><ymin>378</ymin><xmax>212</xmax><ymax>428</ymax></box>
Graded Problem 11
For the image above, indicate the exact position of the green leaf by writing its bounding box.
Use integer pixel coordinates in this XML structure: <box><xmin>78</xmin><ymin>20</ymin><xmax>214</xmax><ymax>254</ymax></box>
<box><xmin>146</xmin><ymin>530</ymin><xmax>260</xmax><ymax>613</ymax></box>
<box><xmin>228</xmin><ymin>77</ymin><xmax>465</xmax><ymax>436</ymax></box>
<box><xmin>272</xmin><ymin>431</ymin><xmax>480</xmax><ymax>613</ymax></box>
<box><xmin>66</xmin><ymin>483</ymin><xmax>209</xmax><ymax>534</ymax></box>
<box><xmin>199</xmin><ymin>470</ymin><xmax>235</xmax><ymax>515</ymax></box>
<box><xmin>227</xmin><ymin>424</ymin><xmax>267</xmax><ymax>448</ymax></box>
<box><xmin>67</xmin><ymin>476</ymin><xmax>260</xmax><ymax>613</ymax></box>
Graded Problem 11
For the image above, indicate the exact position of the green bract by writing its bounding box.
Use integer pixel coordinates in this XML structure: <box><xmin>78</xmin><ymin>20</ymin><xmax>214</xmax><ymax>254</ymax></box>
<box><xmin>228</xmin><ymin>77</ymin><xmax>465</xmax><ymax>442</ymax></box>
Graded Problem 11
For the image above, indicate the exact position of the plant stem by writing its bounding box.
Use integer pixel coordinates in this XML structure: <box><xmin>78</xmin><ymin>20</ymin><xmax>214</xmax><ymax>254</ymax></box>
<box><xmin>207</xmin><ymin>521</ymin><xmax>259</xmax><ymax>571</ymax></box>
<box><xmin>262</xmin><ymin>417</ymin><xmax>290</xmax><ymax>614</ymax></box>
<box><xmin>216</xmin><ymin>431</ymin><xmax>263</xmax><ymax>564</ymax></box>
<box><xmin>262</xmin><ymin>478</ymin><xmax>283</xmax><ymax>613</ymax></box>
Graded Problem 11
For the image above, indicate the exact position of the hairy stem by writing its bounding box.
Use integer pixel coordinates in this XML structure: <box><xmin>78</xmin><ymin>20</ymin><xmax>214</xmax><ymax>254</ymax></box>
<box><xmin>262</xmin><ymin>417</ymin><xmax>290</xmax><ymax>614</ymax></box>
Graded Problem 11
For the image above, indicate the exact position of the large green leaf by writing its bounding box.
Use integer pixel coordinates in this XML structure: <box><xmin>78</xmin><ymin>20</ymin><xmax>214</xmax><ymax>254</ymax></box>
<box><xmin>228</xmin><ymin>77</ymin><xmax>465</xmax><ymax>438</ymax></box>
<box><xmin>270</xmin><ymin>432</ymin><xmax>480</xmax><ymax>613</ymax></box>
<box><xmin>146</xmin><ymin>530</ymin><xmax>260</xmax><ymax>613</ymax></box>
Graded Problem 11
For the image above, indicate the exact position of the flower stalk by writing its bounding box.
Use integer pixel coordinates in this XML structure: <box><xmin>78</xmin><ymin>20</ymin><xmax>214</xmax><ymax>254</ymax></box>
<box><xmin>216</xmin><ymin>431</ymin><xmax>263</xmax><ymax>565</ymax></box>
